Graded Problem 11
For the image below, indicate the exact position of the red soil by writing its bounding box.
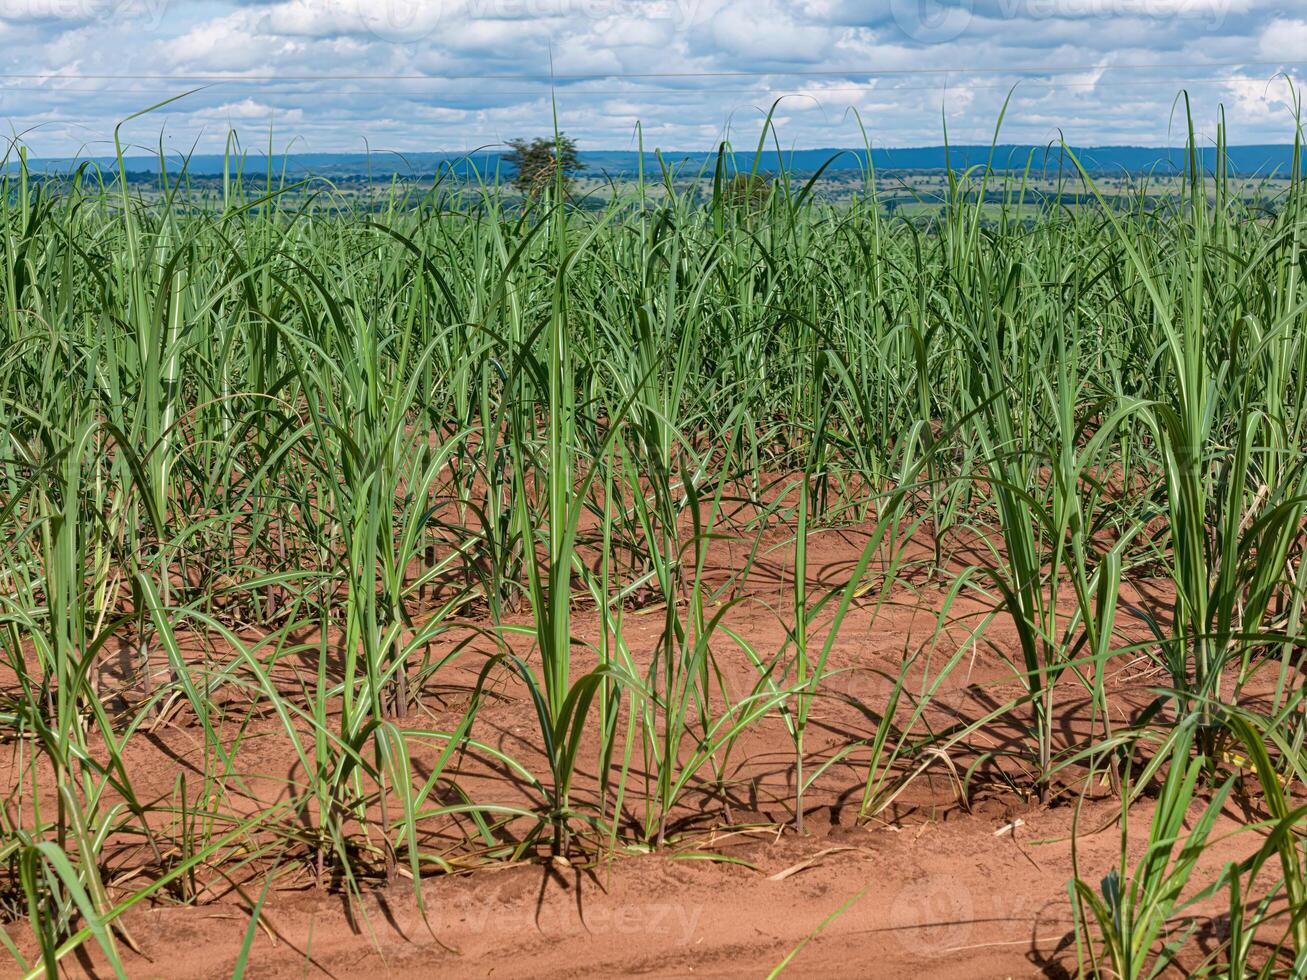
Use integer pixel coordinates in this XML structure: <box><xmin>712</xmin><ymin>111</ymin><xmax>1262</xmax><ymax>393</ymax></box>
<box><xmin>3</xmin><ymin>521</ymin><xmax>1275</xmax><ymax>978</ymax></box>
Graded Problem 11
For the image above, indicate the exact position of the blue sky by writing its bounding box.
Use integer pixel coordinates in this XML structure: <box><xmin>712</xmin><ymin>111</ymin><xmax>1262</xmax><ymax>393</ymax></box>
<box><xmin>0</xmin><ymin>0</ymin><xmax>1304</xmax><ymax>156</ymax></box>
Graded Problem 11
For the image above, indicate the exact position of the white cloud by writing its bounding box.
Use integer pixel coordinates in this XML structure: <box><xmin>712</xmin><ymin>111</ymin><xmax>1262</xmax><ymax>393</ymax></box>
<box><xmin>0</xmin><ymin>0</ymin><xmax>1302</xmax><ymax>155</ymax></box>
<box><xmin>1258</xmin><ymin>17</ymin><xmax>1307</xmax><ymax>58</ymax></box>
<box><xmin>205</xmin><ymin>97</ymin><xmax>303</xmax><ymax>121</ymax></box>
<box><xmin>1222</xmin><ymin>73</ymin><xmax>1299</xmax><ymax>127</ymax></box>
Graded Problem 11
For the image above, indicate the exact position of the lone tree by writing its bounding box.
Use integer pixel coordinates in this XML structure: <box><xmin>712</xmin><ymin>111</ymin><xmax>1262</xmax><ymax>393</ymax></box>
<box><xmin>506</xmin><ymin>133</ymin><xmax>584</xmax><ymax>197</ymax></box>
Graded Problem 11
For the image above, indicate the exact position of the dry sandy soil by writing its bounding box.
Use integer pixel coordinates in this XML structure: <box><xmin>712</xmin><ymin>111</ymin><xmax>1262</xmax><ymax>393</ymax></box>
<box><xmin>5</xmin><ymin>521</ymin><xmax>1272</xmax><ymax>979</ymax></box>
<box><xmin>106</xmin><ymin>794</ymin><xmax>1258</xmax><ymax>979</ymax></box>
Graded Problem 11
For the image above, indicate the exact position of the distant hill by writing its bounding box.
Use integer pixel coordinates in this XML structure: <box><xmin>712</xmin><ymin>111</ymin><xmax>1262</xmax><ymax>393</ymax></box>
<box><xmin>581</xmin><ymin>145</ymin><xmax>1303</xmax><ymax>178</ymax></box>
<box><xmin>8</xmin><ymin>144</ymin><xmax>1303</xmax><ymax>179</ymax></box>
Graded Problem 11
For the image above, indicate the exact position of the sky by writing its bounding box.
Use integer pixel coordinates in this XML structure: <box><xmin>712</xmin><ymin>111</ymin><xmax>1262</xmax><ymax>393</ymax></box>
<box><xmin>0</xmin><ymin>0</ymin><xmax>1304</xmax><ymax>157</ymax></box>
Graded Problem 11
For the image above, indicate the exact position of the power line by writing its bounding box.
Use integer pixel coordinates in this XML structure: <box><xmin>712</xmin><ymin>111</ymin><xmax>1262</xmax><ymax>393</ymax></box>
<box><xmin>0</xmin><ymin>58</ymin><xmax>1303</xmax><ymax>83</ymax></box>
